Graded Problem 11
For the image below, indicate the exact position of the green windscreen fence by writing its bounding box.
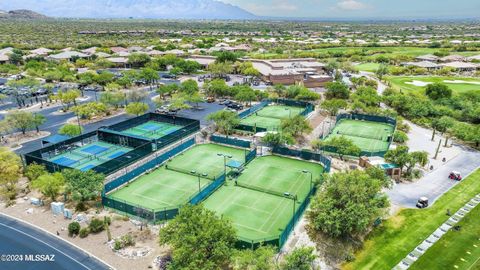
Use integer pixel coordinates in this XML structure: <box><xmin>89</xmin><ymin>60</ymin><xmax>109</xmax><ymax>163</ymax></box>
<box><xmin>24</xmin><ymin>130</ymin><xmax>153</xmax><ymax>175</ymax></box>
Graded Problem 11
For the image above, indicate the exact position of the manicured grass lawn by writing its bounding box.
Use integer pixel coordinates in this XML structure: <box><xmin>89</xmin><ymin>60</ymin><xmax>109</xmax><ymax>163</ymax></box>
<box><xmin>387</xmin><ymin>76</ymin><xmax>480</xmax><ymax>94</ymax></box>
<box><xmin>249</xmin><ymin>47</ymin><xmax>479</xmax><ymax>59</ymax></box>
<box><xmin>343</xmin><ymin>169</ymin><xmax>480</xmax><ymax>270</ymax></box>
<box><xmin>355</xmin><ymin>62</ymin><xmax>381</xmax><ymax>72</ymax></box>
<box><xmin>410</xmin><ymin>203</ymin><xmax>480</xmax><ymax>270</ymax></box>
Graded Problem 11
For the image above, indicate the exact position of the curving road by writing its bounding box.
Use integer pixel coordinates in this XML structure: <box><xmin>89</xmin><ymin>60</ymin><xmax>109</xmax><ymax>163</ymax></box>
<box><xmin>0</xmin><ymin>214</ymin><xmax>112</xmax><ymax>270</ymax></box>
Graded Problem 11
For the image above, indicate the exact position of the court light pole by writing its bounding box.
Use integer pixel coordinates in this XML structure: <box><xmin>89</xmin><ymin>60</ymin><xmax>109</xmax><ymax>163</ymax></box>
<box><xmin>217</xmin><ymin>153</ymin><xmax>232</xmax><ymax>176</ymax></box>
<box><xmin>302</xmin><ymin>170</ymin><xmax>313</xmax><ymax>192</ymax></box>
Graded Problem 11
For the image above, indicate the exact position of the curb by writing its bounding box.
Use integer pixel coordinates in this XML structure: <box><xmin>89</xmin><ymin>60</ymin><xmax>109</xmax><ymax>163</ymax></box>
<box><xmin>0</xmin><ymin>212</ymin><xmax>116</xmax><ymax>270</ymax></box>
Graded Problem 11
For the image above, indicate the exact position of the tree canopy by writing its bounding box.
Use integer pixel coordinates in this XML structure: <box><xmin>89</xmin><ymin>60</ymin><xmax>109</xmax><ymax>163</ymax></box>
<box><xmin>159</xmin><ymin>205</ymin><xmax>236</xmax><ymax>270</ymax></box>
<box><xmin>308</xmin><ymin>168</ymin><xmax>390</xmax><ymax>238</ymax></box>
<box><xmin>207</xmin><ymin>110</ymin><xmax>240</xmax><ymax>135</ymax></box>
<box><xmin>58</xmin><ymin>124</ymin><xmax>83</xmax><ymax>137</ymax></box>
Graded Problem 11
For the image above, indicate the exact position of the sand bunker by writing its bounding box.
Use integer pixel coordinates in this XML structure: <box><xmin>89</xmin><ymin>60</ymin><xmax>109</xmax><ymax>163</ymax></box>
<box><xmin>405</xmin><ymin>80</ymin><xmax>432</xmax><ymax>87</ymax></box>
<box><xmin>444</xmin><ymin>80</ymin><xmax>480</xmax><ymax>85</ymax></box>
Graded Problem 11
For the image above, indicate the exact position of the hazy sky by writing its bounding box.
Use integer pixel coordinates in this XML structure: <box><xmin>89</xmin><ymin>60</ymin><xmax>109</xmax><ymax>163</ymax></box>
<box><xmin>1</xmin><ymin>0</ymin><xmax>479</xmax><ymax>19</ymax></box>
<box><xmin>224</xmin><ymin>0</ymin><xmax>480</xmax><ymax>18</ymax></box>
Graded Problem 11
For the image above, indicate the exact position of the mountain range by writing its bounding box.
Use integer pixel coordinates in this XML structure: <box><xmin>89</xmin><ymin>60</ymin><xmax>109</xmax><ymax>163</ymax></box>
<box><xmin>0</xmin><ymin>0</ymin><xmax>257</xmax><ymax>20</ymax></box>
<box><xmin>0</xmin><ymin>9</ymin><xmax>48</xmax><ymax>19</ymax></box>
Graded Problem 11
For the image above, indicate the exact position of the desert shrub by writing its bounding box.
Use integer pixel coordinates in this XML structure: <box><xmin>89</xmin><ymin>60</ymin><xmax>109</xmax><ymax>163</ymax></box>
<box><xmin>79</xmin><ymin>227</ymin><xmax>90</xmax><ymax>238</ymax></box>
<box><xmin>68</xmin><ymin>222</ymin><xmax>80</xmax><ymax>237</ymax></box>
<box><xmin>113</xmin><ymin>234</ymin><xmax>135</xmax><ymax>250</ymax></box>
<box><xmin>89</xmin><ymin>218</ymin><xmax>104</xmax><ymax>233</ymax></box>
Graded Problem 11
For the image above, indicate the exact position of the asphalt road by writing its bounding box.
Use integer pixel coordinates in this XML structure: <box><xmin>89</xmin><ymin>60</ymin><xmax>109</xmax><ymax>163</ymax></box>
<box><xmin>12</xmin><ymin>89</ymin><xmax>225</xmax><ymax>154</ymax></box>
<box><xmin>0</xmin><ymin>214</ymin><xmax>111</xmax><ymax>270</ymax></box>
<box><xmin>387</xmin><ymin>144</ymin><xmax>480</xmax><ymax>208</ymax></box>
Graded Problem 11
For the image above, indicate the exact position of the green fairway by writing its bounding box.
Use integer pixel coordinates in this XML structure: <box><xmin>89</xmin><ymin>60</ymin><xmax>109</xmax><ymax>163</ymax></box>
<box><xmin>203</xmin><ymin>155</ymin><xmax>323</xmax><ymax>241</ymax></box>
<box><xmin>387</xmin><ymin>76</ymin><xmax>480</xmax><ymax>94</ymax></box>
<box><xmin>325</xmin><ymin>119</ymin><xmax>394</xmax><ymax>153</ymax></box>
<box><xmin>410</xmin><ymin>202</ymin><xmax>480</xmax><ymax>270</ymax></box>
<box><xmin>49</xmin><ymin>140</ymin><xmax>132</xmax><ymax>172</ymax></box>
<box><xmin>249</xmin><ymin>47</ymin><xmax>478</xmax><ymax>60</ymax></box>
<box><xmin>166</xmin><ymin>143</ymin><xmax>248</xmax><ymax>179</ymax></box>
<box><xmin>240</xmin><ymin>105</ymin><xmax>304</xmax><ymax>131</ymax></box>
<box><xmin>343</xmin><ymin>169</ymin><xmax>480</xmax><ymax>270</ymax></box>
<box><xmin>107</xmin><ymin>167</ymin><xmax>211</xmax><ymax>210</ymax></box>
<box><xmin>122</xmin><ymin>121</ymin><xmax>182</xmax><ymax>139</ymax></box>
<box><xmin>355</xmin><ymin>62</ymin><xmax>381</xmax><ymax>72</ymax></box>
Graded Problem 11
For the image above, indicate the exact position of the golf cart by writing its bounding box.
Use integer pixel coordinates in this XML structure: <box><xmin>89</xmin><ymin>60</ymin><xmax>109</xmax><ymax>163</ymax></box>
<box><xmin>416</xmin><ymin>197</ymin><xmax>429</xmax><ymax>208</ymax></box>
<box><xmin>449</xmin><ymin>171</ymin><xmax>462</xmax><ymax>181</ymax></box>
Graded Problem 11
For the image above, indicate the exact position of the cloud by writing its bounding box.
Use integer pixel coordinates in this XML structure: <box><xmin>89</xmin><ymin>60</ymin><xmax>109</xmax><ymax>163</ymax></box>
<box><xmin>243</xmin><ymin>0</ymin><xmax>298</xmax><ymax>15</ymax></box>
<box><xmin>336</xmin><ymin>0</ymin><xmax>367</xmax><ymax>10</ymax></box>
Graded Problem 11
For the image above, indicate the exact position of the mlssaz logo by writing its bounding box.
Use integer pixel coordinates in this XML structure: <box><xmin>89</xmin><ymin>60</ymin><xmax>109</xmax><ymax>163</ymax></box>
<box><xmin>25</xmin><ymin>254</ymin><xmax>55</xmax><ymax>262</ymax></box>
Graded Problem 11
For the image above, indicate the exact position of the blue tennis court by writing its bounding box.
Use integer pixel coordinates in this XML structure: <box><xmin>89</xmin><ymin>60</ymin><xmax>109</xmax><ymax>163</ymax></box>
<box><xmin>121</xmin><ymin>121</ymin><xmax>182</xmax><ymax>140</ymax></box>
<box><xmin>48</xmin><ymin>140</ymin><xmax>133</xmax><ymax>171</ymax></box>
<box><xmin>82</xmin><ymin>145</ymin><xmax>109</xmax><ymax>155</ymax></box>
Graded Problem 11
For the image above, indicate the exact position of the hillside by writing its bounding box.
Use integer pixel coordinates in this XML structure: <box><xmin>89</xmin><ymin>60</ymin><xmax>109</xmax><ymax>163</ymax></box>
<box><xmin>0</xmin><ymin>9</ymin><xmax>48</xmax><ymax>19</ymax></box>
<box><xmin>0</xmin><ymin>0</ymin><xmax>257</xmax><ymax>20</ymax></box>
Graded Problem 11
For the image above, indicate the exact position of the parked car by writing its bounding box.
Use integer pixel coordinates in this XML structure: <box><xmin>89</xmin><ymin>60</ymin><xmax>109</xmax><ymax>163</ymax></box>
<box><xmin>227</xmin><ymin>103</ymin><xmax>243</xmax><ymax>110</ymax></box>
<box><xmin>206</xmin><ymin>97</ymin><xmax>215</xmax><ymax>103</ymax></box>
<box><xmin>219</xmin><ymin>99</ymin><xmax>232</xmax><ymax>106</ymax></box>
<box><xmin>448</xmin><ymin>171</ymin><xmax>462</xmax><ymax>181</ymax></box>
<box><xmin>416</xmin><ymin>197</ymin><xmax>429</xmax><ymax>208</ymax></box>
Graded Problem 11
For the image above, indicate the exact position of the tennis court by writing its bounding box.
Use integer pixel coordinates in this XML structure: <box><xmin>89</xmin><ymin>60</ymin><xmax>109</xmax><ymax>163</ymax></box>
<box><xmin>49</xmin><ymin>141</ymin><xmax>132</xmax><ymax>171</ymax></box>
<box><xmin>105</xmin><ymin>143</ymin><xmax>247</xmax><ymax>212</ymax></box>
<box><xmin>326</xmin><ymin>119</ymin><xmax>394</xmax><ymax>152</ymax></box>
<box><xmin>122</xmin><ymin>121</ymin><xmax>182</xmax><ymax>140</ymax></box>
<box><xmin>107</xmin><ymin>167</ymin><xmax>212</xmax><ymax>210</ymax></box>
<box><xmin>166</xmin><ymin>143</ymin><xmax>248</xmax><ymax>179</ymax></box>
<box><xmin>202</xmin><ymin>155</ymin><xmax>323</xmax><ymax>241</ymax></box>
<box><xmin>240</xmin><ymin>105</ymin><xmax>305</xmax><ymax>131</ymax></box>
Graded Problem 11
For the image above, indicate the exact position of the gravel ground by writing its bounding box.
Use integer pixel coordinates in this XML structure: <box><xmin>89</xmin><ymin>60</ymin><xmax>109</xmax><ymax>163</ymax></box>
<box><xmin>1</xmin><ymin>197</ymin><xmax>165</xmax><ymax>270</ymax></box>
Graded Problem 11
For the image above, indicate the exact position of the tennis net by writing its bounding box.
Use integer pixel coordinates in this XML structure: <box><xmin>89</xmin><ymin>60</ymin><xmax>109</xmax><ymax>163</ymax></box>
<box><xmin>165</xmin><ymin>164</ymin><xmax>215</xmax><ymax>180</ymax></box>
<box><xmin>255</xmin><ymin>111</ymin><xmax>291</xmax><ymax>120</ymax></box>
<box><xmin>337</xmin><ymin>130</ymin><xmax>384</xmax><ymax>141</ymax></box>
<box><xmin>95</xmin><ymin>146</ymin><xmax>119</xmax><ymax>160</ymax></box>
<box><xmin>236</xmin><ymin>182</ymin><xmax>296</xmax><ymax>200</ymax></box>
<box><xmin>131</xmin><ymin>127</ymin><xmax>149</xmax><ymax>134</ymax></box>
<box><xmin>70</xmin><ymin>150</ymin><xmax>94</xmax><ymax>160</ymax></box>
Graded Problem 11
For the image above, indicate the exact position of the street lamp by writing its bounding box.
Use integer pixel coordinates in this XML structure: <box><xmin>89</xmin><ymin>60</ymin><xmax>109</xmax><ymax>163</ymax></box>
<box><xmin>302</xmin><ymin>170</ymin><xmax>313</xmax><ymax>192</ymax></box>
<box><xmin>217</xmin><ymin>153</ymin><xmax>232</xmax><ymax>176</ymax></box>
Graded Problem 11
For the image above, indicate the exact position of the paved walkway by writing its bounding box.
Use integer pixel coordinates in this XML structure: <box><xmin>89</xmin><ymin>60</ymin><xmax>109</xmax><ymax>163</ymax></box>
<box><xmin>393</xmin><ymin>193</ymin><xmax>480</xmax><ymax>269</ymax></box>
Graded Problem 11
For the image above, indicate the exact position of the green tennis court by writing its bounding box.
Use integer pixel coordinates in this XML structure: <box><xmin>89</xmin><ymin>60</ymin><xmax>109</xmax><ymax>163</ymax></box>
<box><xmin>202</xmin><ymin>155</ymin><xmax>323</xmax><ymax>241</ymax></box>
<box><xmin>238</xmin><ymin>155</ymin><xmax>323</xmax><ymax>201</ymax></box>
<box><xmin>106</xmin><ymin>143</ymin><xmax>248</xmax><ymax>211</ymax></box>
<box><xmin>48</xmin><ymin>141</ymin><xmax>132</xmax><ymax>171</ymax></box>
<box><xmin>166</xmin><ymin>143</ymin><xmax>248</xmax><ymax>179</ymax></box>
<box><xmin>107</xmin><ymin>167</ymin><xmax>211</xmax><ymax>210</ymax></box>
<box><xmin>326</xmin><ymin>119</ymin><xmax>394</xmax><ymax>152</ymax></box>
<box><xmin>203</xmin><ymin>183</ymin><xmax>296</xmax><ymax>240</ymax></box>
<box><xmin>122</xmin><ymin>121</ymin><xmax>182</xmax><ymax>140</ymax></box>
<box><xmin>240</xmin><ymin>105</ymin><xmax>305</xmax><ymax>131</ymax></box>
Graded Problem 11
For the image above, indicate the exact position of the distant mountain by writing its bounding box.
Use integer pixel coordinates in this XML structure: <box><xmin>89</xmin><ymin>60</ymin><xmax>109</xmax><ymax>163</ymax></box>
<box><xmin>0</xmin><ymin>0</ymin><xmax>257</xmax><ymax>20</ymax></box>
<box><xmin>0</xmin><ymin>9</ymin><xmax>49</xmax><ymax>19</ymax></box>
